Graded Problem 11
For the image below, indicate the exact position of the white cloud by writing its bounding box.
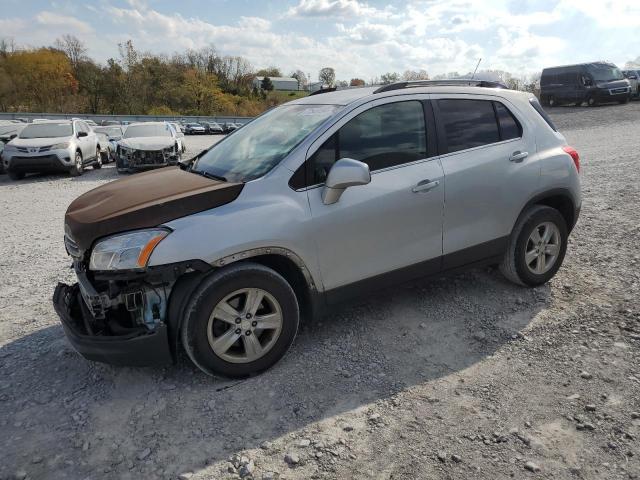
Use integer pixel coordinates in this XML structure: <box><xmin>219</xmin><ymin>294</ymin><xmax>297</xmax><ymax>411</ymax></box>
<box><xmin>286</xmin><ymin>0</ymin><xmax>396</xmax><ymax>19</ymax></box>
<box><xmin>35</xmin><ymin>11</ymin><xmax>93</xmax><ymax>34</ymax></box>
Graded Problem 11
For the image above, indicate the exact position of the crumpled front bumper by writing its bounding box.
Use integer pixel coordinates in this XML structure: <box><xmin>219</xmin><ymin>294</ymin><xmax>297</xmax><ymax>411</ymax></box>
<box><xmin>53</xmin><ymin>283</ymin><xmax>173</xmax><ymax>366</ymax></box>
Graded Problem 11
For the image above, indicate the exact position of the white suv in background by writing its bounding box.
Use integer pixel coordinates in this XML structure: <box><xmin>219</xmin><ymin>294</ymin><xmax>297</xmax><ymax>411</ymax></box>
<box><xmin>2</xmin><ymin>119</ymin><xmax>102</xmax><ymax>180</ymax></box>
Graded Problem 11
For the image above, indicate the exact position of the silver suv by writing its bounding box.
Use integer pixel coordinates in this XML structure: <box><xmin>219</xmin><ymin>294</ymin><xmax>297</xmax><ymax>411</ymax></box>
<box><xmin>54</xmin><ymin>81</ymin><xmax>581</xmax><ymax>378</ymax></box>
<box><xmin>2</xmin><ymin>119</ymin><xmax>101</xmax><ymax>180</ymax></box>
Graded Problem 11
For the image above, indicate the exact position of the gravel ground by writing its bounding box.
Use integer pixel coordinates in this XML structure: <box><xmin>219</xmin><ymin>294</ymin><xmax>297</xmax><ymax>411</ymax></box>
<box><xmin>0</xmin><ymin>106</ymin><xmax>639</xmax><ymax>480</ymax></box>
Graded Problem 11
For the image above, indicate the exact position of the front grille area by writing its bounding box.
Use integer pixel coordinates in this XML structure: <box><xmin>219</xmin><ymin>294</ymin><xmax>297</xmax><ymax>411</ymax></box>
<box><xmin>122</xmin><ymin>148</ymin><xmax>172</xmax><ymax>166</ymax></box>
<box><xmin>610</xmin><ymin>87</ymin><xmax>629</xmax><ymax>95</ymax></box>
<box><xmin>16</xmin><ymin>145</ymin><xmax>53</xmax><ymax>153</ymax></box>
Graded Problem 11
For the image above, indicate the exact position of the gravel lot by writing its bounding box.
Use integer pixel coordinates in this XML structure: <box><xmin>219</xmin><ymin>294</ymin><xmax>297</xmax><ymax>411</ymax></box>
<box><xmin>1</xmin><ymin>107</ymin><xmax>639</xmax><ymax>480</ymax></box>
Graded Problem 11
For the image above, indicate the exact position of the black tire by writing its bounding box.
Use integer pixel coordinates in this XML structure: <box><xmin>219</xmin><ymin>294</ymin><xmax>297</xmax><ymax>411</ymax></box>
<box><xmin>548</xmin><ymin>95</ymin><xmax>556</xmax><ymax>107</ymax></box>
<box><xmin>8</xmin><ymin>170</ymin><xmax>25</xmax><ymax>180</ymax></box>
<box><xmin>500</xmin><ymin>205</ymin><xmax>568</xmax><ymax>287</ymax></box>
<box><xmin>587</xmin><ymin>95</ymin><xmax>597</xmax><ymax>107</ymax></box>
<box><xmin>69</xmin><ymin>151</ymin><xmax>83</xmax><ymax>177</ymax></box>
<box><xmin>618</xmin><ymin>96</ymin><xmax>629</xmax><ymax>104</ymax></box>
<box><xmin>94</xmin><ymin>148</ymin><xmax>103</xmax><ymax>169</ymax></box>
<box><xmin>181</xmin><ymin>262</ymin><xmax>299</xmax><ymax>378</ymax></box>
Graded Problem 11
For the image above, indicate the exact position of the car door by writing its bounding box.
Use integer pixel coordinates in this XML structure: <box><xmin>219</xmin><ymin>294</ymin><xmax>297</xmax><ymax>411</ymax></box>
<box><xmin>431</xmin><ymin>95</ymin><xmax>539</xmax><ymax>269</ymax></box>
<box><xmin>76</xmin><ymin>121</ymin><xmax>91</xmax><ymax>159</ymax></box>
<box><xmin>303</xmin><ymin>96</ymin><xmax>445</xmax><ymax>296</ymax></box>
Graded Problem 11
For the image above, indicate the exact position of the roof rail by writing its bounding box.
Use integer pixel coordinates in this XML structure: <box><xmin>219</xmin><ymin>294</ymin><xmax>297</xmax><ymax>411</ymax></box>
<box><xmin>373</xmin><ymin>79</ymin><xmax>507</xmax><ymax>94</ymax></box>
<box><xmin>308</xmin><ymin>87</ymin><xmax>337</xmax><ymax>96</ymax></box>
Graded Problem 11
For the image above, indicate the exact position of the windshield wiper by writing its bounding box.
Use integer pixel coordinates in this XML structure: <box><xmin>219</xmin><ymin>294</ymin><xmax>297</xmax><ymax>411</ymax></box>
<box><xmin>190</xmin><ymin>168</ymin><xmax>227</xmax><ymax>182</ymax></box>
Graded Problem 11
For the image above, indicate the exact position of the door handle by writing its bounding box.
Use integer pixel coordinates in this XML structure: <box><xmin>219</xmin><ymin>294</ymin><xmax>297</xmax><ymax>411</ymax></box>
<box><xmin>509</xmin><ymin>151</ymin><xmax>528</xmax><ymax>162</ymax></box>
<box><xmin>412</xmin><ymin>179</ymin><xmax>440</xmax><ymax>193</ymax></box>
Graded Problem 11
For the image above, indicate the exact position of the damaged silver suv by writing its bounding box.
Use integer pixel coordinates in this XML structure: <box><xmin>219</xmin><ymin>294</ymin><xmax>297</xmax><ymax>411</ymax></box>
<box><xmin>54</xmin><ymin>81</ymin><xmax>582</xmax><ymax>378</ymax></box>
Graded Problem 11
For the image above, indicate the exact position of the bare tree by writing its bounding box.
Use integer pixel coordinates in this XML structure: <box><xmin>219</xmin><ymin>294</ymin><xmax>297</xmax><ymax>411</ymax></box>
<box><xmin>318</xmin><ymin>67</ymin><xmax>335</xmax><ymax>87</ymax></box>
<box><xmin>291</xmin><ymin>70</ymin><xmax>307</xmax><ymax>90</ymax></box>
<box><xmin>402</xmin><ymin>69</ymin><xmax>429</xmax><ymax>81</ymax></box>
<box><xmin>380</xmin><ymin>72</ymin><xmax>400</xmax><ymax>84</ymax></box>
<box><xmin>54</xmin><ymin>34</ymin><xmax>87</xmax><ymax>72</ymax></box>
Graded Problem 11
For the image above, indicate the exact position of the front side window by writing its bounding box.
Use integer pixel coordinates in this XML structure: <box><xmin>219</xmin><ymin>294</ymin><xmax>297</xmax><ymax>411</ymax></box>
<box><xmin>308</xmin><ymin>100</ymin><xmax>427</xmax><ymax>185</ymax></box>
<box><xmin>438</xmin><ymin>99</ymin><xmax>500</xmax><ymax>153</ymax></box>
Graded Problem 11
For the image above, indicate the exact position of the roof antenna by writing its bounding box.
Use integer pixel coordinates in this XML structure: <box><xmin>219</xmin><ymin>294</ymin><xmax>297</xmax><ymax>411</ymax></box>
<box><xmin>471</xmin><ymin>58</ymin><xmax>482</xmax><ymax>79</ymax></box>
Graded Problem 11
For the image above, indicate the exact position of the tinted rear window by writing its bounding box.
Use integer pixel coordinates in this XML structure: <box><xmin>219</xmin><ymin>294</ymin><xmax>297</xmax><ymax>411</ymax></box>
<box><xmin>495</xmin><ymin>102</ymin><xmax>522</xmax><ymax>140</ymax></box>
<box><xmin>438</xmin><ymin>99</ymin><xmax>500</xmax><ymax>153</ymax></box>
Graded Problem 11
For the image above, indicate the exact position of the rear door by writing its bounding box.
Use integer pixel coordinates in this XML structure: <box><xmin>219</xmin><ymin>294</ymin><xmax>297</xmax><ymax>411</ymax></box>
<box><xmin>431</xmin><ymin>95</ymin><xmax>539</xmax><ymax>269</ymax></box>
<box><xmin>302</xmin><ymin>96</ymin><xmax>445</xmax><ymax>295</ymax></box>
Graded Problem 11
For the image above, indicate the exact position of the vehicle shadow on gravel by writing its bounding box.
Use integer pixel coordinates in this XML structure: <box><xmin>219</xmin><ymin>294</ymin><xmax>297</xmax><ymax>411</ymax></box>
<box><xmin>0</xmin><ymin>267</ymin><xmax>550</xmax><ymax>479</ymax></box>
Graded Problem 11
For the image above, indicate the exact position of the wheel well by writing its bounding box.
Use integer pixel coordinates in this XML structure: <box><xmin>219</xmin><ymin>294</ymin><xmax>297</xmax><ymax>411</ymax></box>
<box><xmin>248</xmin><ymin>254</ymin><xmax>314</xmax><ymax>321</ymax></box>
<box><xmin>534</xmin><ymin>194</ymin><xmax>575</xmax><ymax>231</ymax></box>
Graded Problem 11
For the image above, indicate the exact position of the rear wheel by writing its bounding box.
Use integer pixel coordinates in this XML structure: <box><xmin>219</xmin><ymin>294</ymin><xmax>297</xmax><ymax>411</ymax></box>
<box><xmin>181</xmin><ymin>262</ymin><xmax>299</xmax><ymax>378</ymax></box>
<box><xmin>500</xmin><ymin>205</ymin><xmax>568</xmax><ymax>287</ymax></box>
<box><xmin>69</xmin><ymin>151</ymin><xmax>83</xmax><ymax>177</ymax></box>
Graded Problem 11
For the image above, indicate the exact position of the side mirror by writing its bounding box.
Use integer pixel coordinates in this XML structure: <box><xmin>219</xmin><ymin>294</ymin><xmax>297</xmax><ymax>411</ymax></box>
<box><xmin>77</xmin><ymin>131</ymin><xmax>88</xmax><ymax>138</ymax></box>
<box><xmin>322</xmin><ymin>158</ymin><xmax>371</xmax><ymax>205</ymax></box>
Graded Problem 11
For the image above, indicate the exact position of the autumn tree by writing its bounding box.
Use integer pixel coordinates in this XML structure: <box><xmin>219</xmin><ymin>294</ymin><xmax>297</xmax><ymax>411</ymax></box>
<box><xmin>350</xmin><ymin>78</ymin><xmax>365</xmax><ymax>86</ymax></box>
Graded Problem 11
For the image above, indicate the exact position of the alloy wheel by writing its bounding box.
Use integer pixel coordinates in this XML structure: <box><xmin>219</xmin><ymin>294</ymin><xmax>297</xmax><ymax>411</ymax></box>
<box><xmin>207</xmin><ymin>288</ymin><xmax>283</xmax><ymax>364</ymax></box>
<box><xmin>525</xmin><ymin>222</ymin><xmax>561</xmax><ymax>275</ymax></box>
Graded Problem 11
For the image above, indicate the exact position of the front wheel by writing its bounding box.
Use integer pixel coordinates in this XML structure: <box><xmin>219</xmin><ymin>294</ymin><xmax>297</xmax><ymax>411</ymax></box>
<box><xmin>69</xmin><ymin>151</ymin><xmax>83</xmax><ymax>177</ymax></box>
<box><xmin>181</xmin><ymin>263</ymin><xmax>300</xmax><ymax>378</ymax></box>
<box><xmin>94</xmin><ymin>148</ymin><xmax>103</xmax><ymax>169</ymax></box>
<box><xmin>500</xmin><ymin>205</ymin><xmax>568</xmax><ymax>287</ymax></box>
<box><xmin>618</xmin><ymin>96</ymin><xmax>629</xmax><ymax>104</ymax></box>
<box><xmin>587</xmin><ymin>95</ymin><xmax>597</xmax><ymax>107</ymax></box>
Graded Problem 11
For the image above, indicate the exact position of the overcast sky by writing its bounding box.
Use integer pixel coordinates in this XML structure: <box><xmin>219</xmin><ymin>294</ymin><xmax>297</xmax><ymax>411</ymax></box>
<box><xmin>1</xmin><ymin>0</ymin><xmax>638</xmax><ymax>81</ymax></box>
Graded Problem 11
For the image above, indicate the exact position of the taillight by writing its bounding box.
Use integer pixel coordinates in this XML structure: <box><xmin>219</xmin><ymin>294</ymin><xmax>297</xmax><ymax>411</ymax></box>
<box><xmin>562</xmin><ymin>146</ymin><xmax>580</xmax><ymax>173</ymax></box>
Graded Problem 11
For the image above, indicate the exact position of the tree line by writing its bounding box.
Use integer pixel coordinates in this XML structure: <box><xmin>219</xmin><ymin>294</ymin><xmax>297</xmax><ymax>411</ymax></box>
<box><xmin>0</xmin><ymin>36</ymin><xmax>308</xmax><ymax>116</ymax></box>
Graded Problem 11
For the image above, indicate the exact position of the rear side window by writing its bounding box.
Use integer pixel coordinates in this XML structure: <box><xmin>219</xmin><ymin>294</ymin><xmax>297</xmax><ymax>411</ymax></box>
<box><xmin>529</xmin><ymin>98</ymin><xmax>557</xmax><ymax>131</ymax></box>
<box><xmin>307</xmin><ymin>100</ymin><xmax>427</xmax><ymax>185</ymax></box>
<box><xmin>494</xmin><ymin>102</ymin><xmax>522</xmax><ymax>140</ymax></box>
<box><xmin>437</xmin><ymin>99</ymin><xmax>500</xmax><ymax>153</ymax></box>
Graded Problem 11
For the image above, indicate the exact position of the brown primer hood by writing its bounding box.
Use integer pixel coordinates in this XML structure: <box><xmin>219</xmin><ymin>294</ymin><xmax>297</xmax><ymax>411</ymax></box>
<box><xmin>65</xmin><ymin>167</ymin><xmax>243</xmax><ymax>251</ymax></box>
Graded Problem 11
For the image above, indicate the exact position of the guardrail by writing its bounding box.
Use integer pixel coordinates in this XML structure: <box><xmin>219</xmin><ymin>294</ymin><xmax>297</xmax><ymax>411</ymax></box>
<box><xmin>0</xmin><ymin>112</ymin><xmax>254</xmax><ymax>124</ymax></box>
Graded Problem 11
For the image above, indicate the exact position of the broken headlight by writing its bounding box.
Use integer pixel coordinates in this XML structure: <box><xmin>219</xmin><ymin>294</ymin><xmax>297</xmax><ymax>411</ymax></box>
<box><xmin>89</xmin><ymin>228</ymin><xmax>170</xmax><ymax>271</ymax></box>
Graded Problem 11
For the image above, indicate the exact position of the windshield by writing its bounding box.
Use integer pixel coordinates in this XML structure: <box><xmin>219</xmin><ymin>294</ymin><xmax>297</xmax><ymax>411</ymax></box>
<box><xmin>124</xmin><ymin>124</ymin><xmax>172</xmax><ymax>138</ymax></box>
<box><xmin>588</xmin><ymin>64</ymin><xmax>624</xmax><ymax>82</ymax></box>
<box><xmin>95</xmin><ymin>127</ymin><xmax>122</xmax><ymax>137</ymax></box>
<box><xmin>193</xmin><ymin>104</ymin><xmax>340</xmax><ymax>182</ymax></box>
<box><xmin>19</xmin><ymin>123</ymin><xmax>73</xmax><ymax>139</ymax></box>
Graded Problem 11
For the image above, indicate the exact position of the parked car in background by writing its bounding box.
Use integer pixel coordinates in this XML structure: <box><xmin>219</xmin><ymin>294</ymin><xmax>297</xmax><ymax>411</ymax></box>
<box><xmin>223</xmin><ymin>122</ymin><xmax>239</xmax><ymax>133</ymax></box>
<box><xmin>0</xmin><ymin>123</ymin><xmax>26</xmax><ymax>174</ymax></box>
<box><xmin>2</xmin><ymin>119</ymin><xmax>101</xmax><ymax>179</ymax></box>
<box><xmin>168</xmin><ymin>122</ymin><xmax>187</xmax><ymax>153</ymax></box>
<box><xmin>54</xmin><ymin>82</ymin><xmax>581</xmax><ymax>377</ymax></box>
<box><xmin>202</xmin><ymin>121</ymin><xmax>224</xmax><ymax>134</ymax></box>
<box><xmin>101</xmin><ymin>120</ymin><xmax>121</xmax><ymax>126</ymax></box>
<box><xmin>117</xmin><ymin>122</ymin><xmax>182</xmax><ymax>173</ymax></box>
<box><xmin>85</xmin><ymin>120</ymin><xmax>98</xmax><ymax>127</ymax></box>
<box><xmin>540</xmin><ymin>62</ymin><xmax>631</xmax><ymax>107</ymax></box>
<box><xmin>622</xmin><ymin>70</ymin><xmax>640</xmax><ymax>99</ymax></box>
<box><xmin>94</xmin><ymin>126</ymin><xmax>124</xmax><ymax>163</ymax></box>
<box><xmin>184</xmin><ymin>123</ymin><xmax>206</xmax><ymax>135</ymax></box>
